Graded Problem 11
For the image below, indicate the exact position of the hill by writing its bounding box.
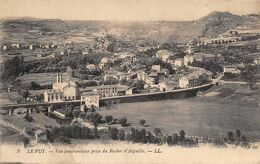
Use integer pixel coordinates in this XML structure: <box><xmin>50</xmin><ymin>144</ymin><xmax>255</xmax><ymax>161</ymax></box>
<box><xmin>167</xmin><ymin>11</ymin><xmax>260</xmax><ymax>43</ymax></box>
<box><xmin>1</xmin><ymin>11</ymin><xmax>260</xmax><ymax>44</ymax></box>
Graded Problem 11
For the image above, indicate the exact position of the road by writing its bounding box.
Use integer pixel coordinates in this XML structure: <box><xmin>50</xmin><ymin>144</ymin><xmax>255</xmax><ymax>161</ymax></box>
<box><xmin>220</xmin><ymin>80</ymin><xmax>260</xmax><ymax>85</ymax></box>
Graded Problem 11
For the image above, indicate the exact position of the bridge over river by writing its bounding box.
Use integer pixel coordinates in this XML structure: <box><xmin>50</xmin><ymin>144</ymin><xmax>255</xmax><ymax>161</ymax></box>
<box><xmin>0</xmin><ymin>83</ymin><xmax>213</xmax><ymax>115</ymax></box>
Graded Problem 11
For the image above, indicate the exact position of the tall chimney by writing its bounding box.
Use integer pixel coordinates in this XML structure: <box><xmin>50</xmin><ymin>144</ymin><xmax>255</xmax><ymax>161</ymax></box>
<box><xmin>56</xmin><ymin>73</ymin><xmax>59</xmax><ymax>83</ymax></box>
<box><xmin>60</xmin><ymin>73</ymin><xmax>62</xmax><ymax>83</ymax></box>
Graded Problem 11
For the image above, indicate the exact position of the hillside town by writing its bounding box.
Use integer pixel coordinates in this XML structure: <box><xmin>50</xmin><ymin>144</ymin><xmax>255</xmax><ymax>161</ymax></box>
<box><xmin>0</xmin><ymin>11</ymin><xmax>260</xmax><ymax>149</ymax></box>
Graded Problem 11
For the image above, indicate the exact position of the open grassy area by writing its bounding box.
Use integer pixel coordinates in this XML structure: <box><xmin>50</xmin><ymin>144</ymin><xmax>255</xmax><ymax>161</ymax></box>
<box><xmin>1</xmin><ymin>112</ymin><xmax>60</xmax><ymax>132</ymax></box>
<box><xmin>99</xmin><ymin>95</ymin><xmax>260</xmax><ymax>141</ymax></box>
<box><xmin>202</xmin><ymin>83</ymin><xmax>260</xmax><ymax>106</ymax></box>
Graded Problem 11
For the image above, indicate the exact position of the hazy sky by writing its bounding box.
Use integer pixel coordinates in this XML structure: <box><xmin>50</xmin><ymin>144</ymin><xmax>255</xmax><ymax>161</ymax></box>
<box><xmin>0</xmin><ymin>0</ymin><xmax>259</xmax><ymax>21</ymax></box>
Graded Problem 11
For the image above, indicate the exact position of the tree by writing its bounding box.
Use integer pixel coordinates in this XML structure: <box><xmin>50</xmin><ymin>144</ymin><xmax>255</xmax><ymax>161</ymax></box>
<box><xmin>72</xmin><ymin>109</ymin><xmax>81</xmax><ymax>118</ymax></box>
<box><xmin>172</xmin><ymin>133</ymin><xmax>178</xmax><ymax>145</ymax></box>
<box><xmin>146</xmin><ymin>131</ymin><xmax>156</xmax><ymax>144</ymax></box>
<box><xmin>139</xmin><ymin>119</ymin><xmax>146</xmax><ymax>127</ymax></box>
<box><xmin>119</xmin><ymin>116</ymin><xmax>127</xmax><ymax>127</ymax></box>
<box><xmin>105</xmin><ymin>115</ymin><xmax>113</xmax><ymax>125</ymax></box>
<box><xmin>227</xmin><ymin>131</ymin><xmax>234</xmax><ymax>142</ymax></box>
<box><xmin>139</xmin><ymin>129</ymin><xmax>147</xmax><ymax>143</ymax></box>
<box><xmin>24</xmin><ymin>114</ymin><xmax>33</xmax><ymax>122</ymax></box>
<box><xmin>30</xmin><ymin>81</ymin><xmax>41</xmax><ymax>90</ymax></box>
<box><xmin>108</xmin><ymin>127</ymin><xmax>118</xmax><ymax>140</ymax></box>
<box><xmin>79</xmin><ymin>112</ymin><xmax>86</xmax><ymax>119</ymax></box>
<box><xmin>236</xmin><ymin>130</ymin><xmax>241</xmax><ymax>139</ymax></box>
<box><xmin>118</xmin><ymin>129</ymin><xmax>125</xmax><ymax>140</ymax></box>
<box><xmin>179</xmin><ymin>130</ymin><xmax>185</xmax><ymax>141</ymax></box>
<box><xmin>23</xmin><ymin>137</ymin><xmax>30</xmax><ymax>148</ymax></box>
<box><xmin>166</xmin><ymin>135</ymin><xmax>173</xmax><ymax>145</ymax></box>
<box><xmin>104</xmin><ymin>77</ymin><xmax>118</xmax><ymax>85</ymax></box>
<box><xmin>107</xmin><ymin>44</ymin><xmax>114</xmax><ymax>52</ymax></box>
<box><xmin>89</xmin><ymin>112</ymin><xmax>103</xmax><ymax>137</ymax></box>
<box><xmin>241</xmin><ymin>135</ymin><xmax>249</xmax><ymax>147</ymax></box>
<box><xmin>65</xmin><ymin>108</ymin><xmax>73</xmax><ymax>117</ymax></box>
<box><xmin>135</xmin><ymin>80</ymin><xmax>144</xmax><ymax>91</ymax></box>
<box><xmin>22</xmin><ymin>90</ymin><xmax>30</xmax><ymax>99</ymax></box>
<box><xmin>153</xmin><ymin>128</ymin><xmax>161</xmax><ymax>136</ymax></box>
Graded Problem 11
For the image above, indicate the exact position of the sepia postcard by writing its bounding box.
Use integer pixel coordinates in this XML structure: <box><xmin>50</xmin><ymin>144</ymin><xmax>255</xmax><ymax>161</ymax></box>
<box><xmin>0</xmin><ymin>0</ymin><xmax>260</xmax><ymax>163</ymax></box>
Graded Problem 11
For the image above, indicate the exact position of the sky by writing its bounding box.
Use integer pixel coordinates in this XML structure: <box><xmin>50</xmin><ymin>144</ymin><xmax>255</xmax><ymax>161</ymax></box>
<box><xmin>0</xmin><ymin>0</ymin><xmax>259</xmax><ymax>21</ymax></box>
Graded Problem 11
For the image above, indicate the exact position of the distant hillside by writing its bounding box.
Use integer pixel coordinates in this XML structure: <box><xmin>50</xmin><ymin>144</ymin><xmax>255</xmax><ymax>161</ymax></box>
<box><xmin>167</xmin><ymin>11</ymin><xmax>260</xmax><ymax>43</ymax></box>
<box><xmin>1</xmin><ymin>11</ymin><xmax>260</xmax><ymax>44</ymax></box>
<box><xmin>99</xmin><ymin>11</ymin><xmax>260</xmax><ymax>43</ymax></box>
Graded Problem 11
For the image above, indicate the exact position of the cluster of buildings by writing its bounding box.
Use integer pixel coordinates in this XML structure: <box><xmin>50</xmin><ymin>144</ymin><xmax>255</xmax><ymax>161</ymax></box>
<box><xmin>2</xmin><ymin>42</ymin><xmax>58</xmax><ymax>51</ymax></box>
<box><xmin>154</xmin><ymin>49</ymin><xmax>195</xmax><ymax>68</ymax></box>
<box><xmin>103</xmin><ymin>69</ymin><xmax>145</xmax><ymax>82</ymax></box>
<box><xmin>44</xmin><ymin>73</ymin><xmax>81</xmax><ymax>102</ymax></box>
<box><xmin>44</xmin><ymin>73</ymin><xmax>133</xmax><ymax>108</ymax></box>
<box><xmin>159</xmin><ymin>68</ymin><xmax>212</xmax><ymax>91</ymax></box>
<box><xmin>223</xmin><ymin>66</ymin><xmax>241</xmax><ymax>74</ymax></box>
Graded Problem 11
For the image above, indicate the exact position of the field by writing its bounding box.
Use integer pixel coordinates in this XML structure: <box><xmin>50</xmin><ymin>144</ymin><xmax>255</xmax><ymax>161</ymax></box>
<box><xmin>99</xmin><ymin>84</ymin><xmax>260</xmax><ymax>140</ymax></box>
<box><xmin>204</xmin><ymin>84</ymin><xmax>260</xmax><ymax>107</ymax></box>
<box><xmin>0</xmin><ymin>91</ymin><xmax>22</xmax><ymax>105</ymax></box>
<box><xmin>17</xmin><ymin>72</ymin><xmax>71</xmax><ymax>86</ymax></box>
<box><xmin>0</xmin><ymin>112</ymin><xmax>60</xmax><ymax>131</ymax></box>
<box><xmin>0</xmin><ymin>124</ymin><xmax>24</xmax><ymax>144</ymax></box>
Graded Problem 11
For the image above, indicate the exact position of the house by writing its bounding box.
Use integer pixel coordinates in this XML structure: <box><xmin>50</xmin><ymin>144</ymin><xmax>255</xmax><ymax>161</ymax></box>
<box><xmin>148</xmin><ymin>72</ymin><xmax>158</xmax><ymax>78</ymax></box>
<box><xmin>184</xmin><ymin>55</ymin><xmax>194</xmax><ymax>66</ymax></box>
<box><xmin>159</xmin><ymin>80</ymin><xmax>179</xmax><ymax>91</ymax></box>
<box><xmin>11</xmin><ymin>43</ymin><xmax>20</xmax><ymax>49</ymax></box>
<box><xmin>151</xmin><ymin>65</ymin><xmax>161</xmax><ymax>72</ymax></box>
<box><xmin>223</xmin><ymin>66</ymin><xmax>241</xmax><ymax>74</ymax></box>
<box><xmin>114</xmin><ymin>52</ymin><xmax>136</xmax><ymax>62</ymax></box>
<box><xmin>144</xmin><ymin>76</ymin><xmax>155</xmax><ymax>87</ymax></box>
<box><xmin>81</xmin><ymin>92</ymin><xmax>100</xmax><ymax>109</ymax></box>
<box><xmin>44</xmin><ymin>45</ymin><xmax>50</xmax><ymax>49</ymax></box>
<box><xmin>99</xmin><ymin>57</ymin><xmax>117</xmax><ymax>69</ymax></box>
<box><xmin>34</xmin><ymin>129</ymin><xmax>47</xmax><ymax>143</ymax></box>
<box><xmin>179</xmin><ymin>69</ymin><xmax>212</xmax><ymax>88</ymax></box>
<box><xmin>86</xmin><ymin>64</ymin><xmax>96</xmax><ymax>70</ymax></box>
<box><xmin>99</xmin><ymin>63</ymin><xmax>105</xmax><ymax>69</ymax></box>
<box><xmin>160</xmin><ymin>69</ymin><xmax>169</xmax><ymax>76</ymax></box>
<box><xmin>193</xmin><ymin>54</ymin><xmax>203</xmax><ymax>62</ymax></box>
<box><xmin>49</xmin><ymin>53</ymin><xmax>56</xmax><ymax>58</ymax></box>
<box><xmin>117</xmin><ymin>85</ymin><xmax>133</xmax><ymax>96</ymax></box>
<box><xmin>104</xmin><ymin>69</ymin><xmax>127</xmax><ymax>81</ymax></box>
<box><xmin>66</xmin><ymin>66</ymin><xmax>74</xmax><ymax>77</ymax></box>
<box><xmin>179</xmin><ymin>76</ymin><xmax>200</xmax><ymax>88</ymax></box>
<box><xmin>156</xmin><ymin>50</ymin><xmax>171</xmax><ymax>62</ymax></box>
<box><xmin>136</xmin><ymin>70</ymin><xmax>145</xmax><ymax>81</ymax></box>
<box><xmin>100</xmin><ymin>57</ymin><xmax>108</xmax><ymax>64</ymax></box>
<box><xmin>186</xmin><ymin>42</ymin><xmax>199</xmax><ymax>54</ymax></box>
<box><xmin>125</xmin><ymin>71</ymin><xmax>142</xmax><ymax>81</ymax></box>
<box><xmin>104</xmin><ymin>69</ymin><xmax>145</xmax><ymax>82</ymax></box>
<box><xmin>84</xmin><ymin>84</ymin><xmax>119</xmax><ymax>98</ymax></box>
<box><xmin>254</xmin><ymin>58</ymin><xmax>260</xmax><ymax>65</ymax></box>
<box><xmin>44</xmin><ymin>73</ymin><xmax>80</xmax><ymax>102</ymax></box>
<box><xmin>29</xmin><ymin>44</ymin><xmax>34</xmax><ymax>50</ymax></box>
<box><xmin>137</xmin><ymin>46</ymin><xmax>150</xmax><ymax>52</ymax></box>
<box><xmin>44</xmin><ymin>90</ymin><xmax>64</xmax><ymax>102</ymax></box>
<box><xmin>175</xmin><ymin>58</ymin><xmax>184</xmax><ymax>67</ymax></box>
<box><xmin>2</xmin><ymin>45</ymin><xmax>7</xmax><ymax>51</ymax></box>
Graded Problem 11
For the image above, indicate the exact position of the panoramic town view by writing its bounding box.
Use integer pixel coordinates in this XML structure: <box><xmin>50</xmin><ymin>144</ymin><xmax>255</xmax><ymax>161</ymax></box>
<box><xmin>0</xmin><ymin>4</ymin><xmax>260</xmax><ymax>155</ymax></box>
